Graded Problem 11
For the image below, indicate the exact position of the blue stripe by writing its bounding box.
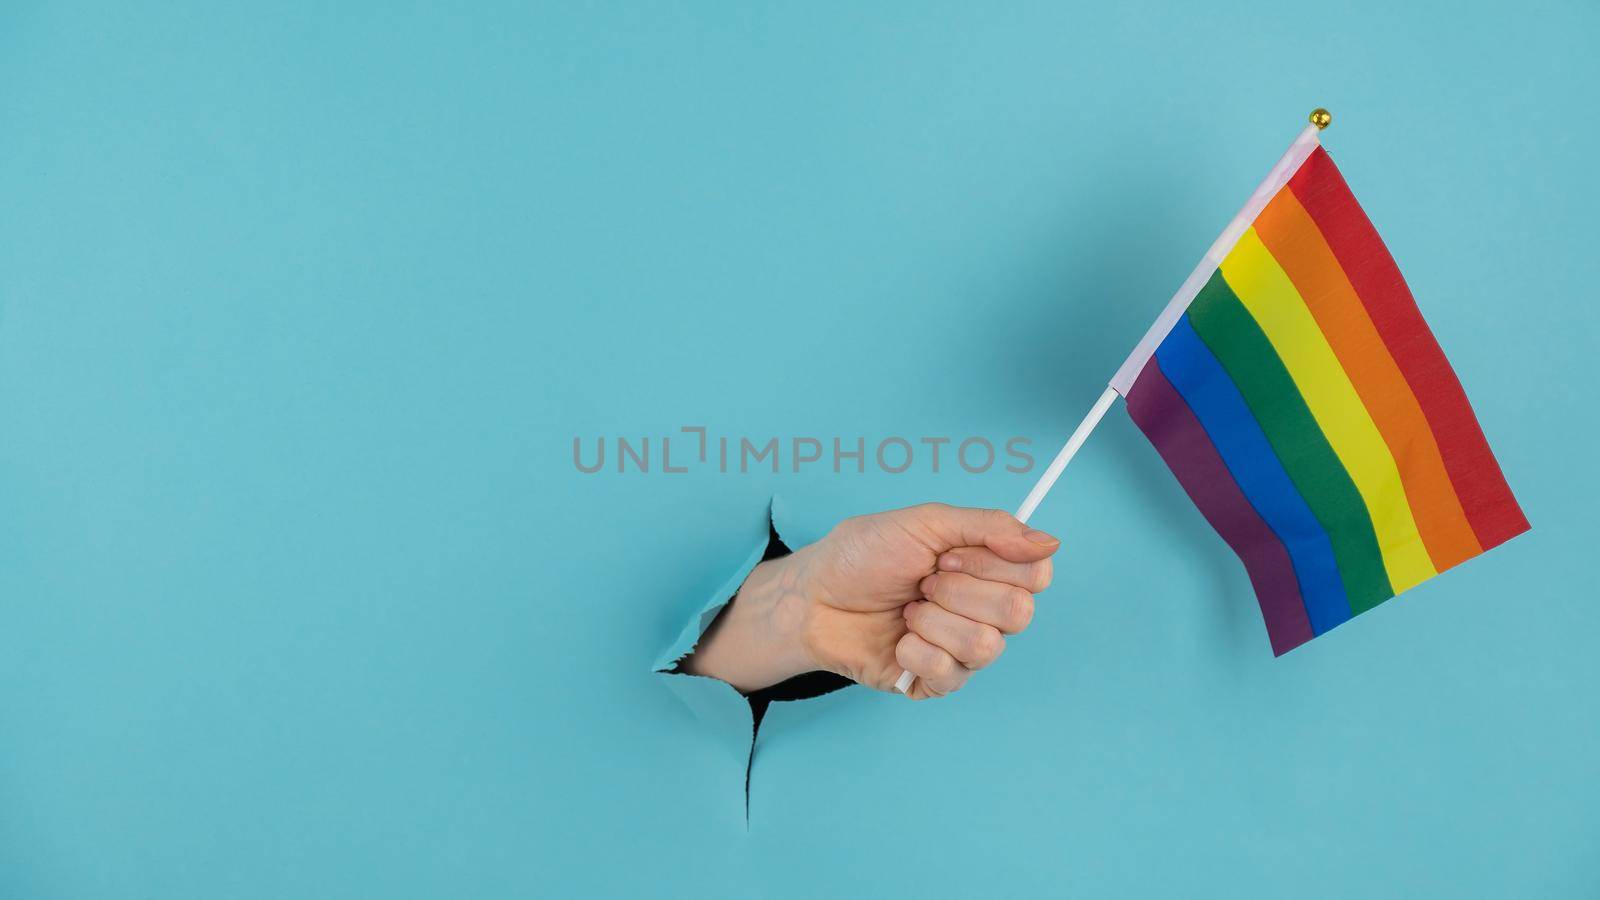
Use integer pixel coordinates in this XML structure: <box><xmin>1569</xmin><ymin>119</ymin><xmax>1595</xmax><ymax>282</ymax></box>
<box><xmin>1156</xmin><ymin>316</ymin><xmax>1353</xmax><ymax>634</ymax></box>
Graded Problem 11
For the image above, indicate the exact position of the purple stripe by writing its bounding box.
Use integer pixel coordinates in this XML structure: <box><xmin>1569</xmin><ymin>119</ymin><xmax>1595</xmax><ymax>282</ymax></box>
<box><xmin>1126</xmin><ymin>362</ymin><xmax>1316</xmax><ymax>655</ymax></box>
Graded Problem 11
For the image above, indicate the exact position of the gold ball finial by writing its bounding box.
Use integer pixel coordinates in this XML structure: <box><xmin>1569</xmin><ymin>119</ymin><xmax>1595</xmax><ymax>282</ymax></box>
<box><xmin>1309</xmin><ymin>108</ymin><xmax>1332</xmax><ymax>130</ymax></box>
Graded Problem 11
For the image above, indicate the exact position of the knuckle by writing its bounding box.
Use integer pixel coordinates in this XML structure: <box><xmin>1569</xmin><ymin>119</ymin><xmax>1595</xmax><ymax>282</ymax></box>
<box><xmin>969</xmin><ymin>627</ymin><xmax>1004</xmax><ymax>663</ymax></box>
<box><xmin>1005</xmin><ymin>589</ymin><xmax>1035</xmax><ymax>632</ymax></box>
<box><xmin>1031</xmin><ymin>558</ymin><xmax>1053</xmax><ymax>593</ymax></box>
<box><xmin>940</xmin><ymin>669</ymin><xmax>970</xmax><ymax>695</ymax></box>
<box><xmin>984</xmin><ymin>627</ymin><xmax>1007</xmax><ymax>661</ymax></box>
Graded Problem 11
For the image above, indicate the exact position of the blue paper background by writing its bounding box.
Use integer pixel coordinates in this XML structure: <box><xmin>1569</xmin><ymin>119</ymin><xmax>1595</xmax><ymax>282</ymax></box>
<box><xmin>3</xmin><ymin>2</ymin><xmax>1596</xmax><ymax>898</ymax></box>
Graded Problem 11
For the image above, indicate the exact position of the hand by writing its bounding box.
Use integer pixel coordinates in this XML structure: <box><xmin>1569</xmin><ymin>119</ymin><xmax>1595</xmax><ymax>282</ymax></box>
<box><xmin>680</xmin><ymin>503</ymin><xmax>1060</xmax><ymax>700</ymax></box>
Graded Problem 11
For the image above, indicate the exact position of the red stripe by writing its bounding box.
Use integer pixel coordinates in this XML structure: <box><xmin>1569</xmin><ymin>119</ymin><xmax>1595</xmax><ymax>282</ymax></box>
<box><xmin>1288</xmin><ymin>148</ymin><xmax>1528</xmax><ymax>549</ymax></box>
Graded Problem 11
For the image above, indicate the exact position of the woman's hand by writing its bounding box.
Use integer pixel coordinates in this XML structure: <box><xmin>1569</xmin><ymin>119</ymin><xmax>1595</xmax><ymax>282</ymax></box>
<box><xmin>680</xmin><ymin>503</ymin><xmax>1059</xmax><ymax>700</ymax></box>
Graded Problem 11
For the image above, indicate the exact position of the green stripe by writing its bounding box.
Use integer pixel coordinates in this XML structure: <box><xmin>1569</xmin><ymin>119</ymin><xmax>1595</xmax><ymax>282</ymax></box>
<box><xmin>1188</xmin><ymin>272</ymin><xmax>1394</xmax><ymax>613</ymax></box>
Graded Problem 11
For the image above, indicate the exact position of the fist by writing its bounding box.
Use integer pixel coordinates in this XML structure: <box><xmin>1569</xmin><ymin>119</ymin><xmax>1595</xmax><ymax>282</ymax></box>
<box><xmin>796</xmin><ymin>503</ymin><xmax>1060</xmax><ymax>699</ymax></box>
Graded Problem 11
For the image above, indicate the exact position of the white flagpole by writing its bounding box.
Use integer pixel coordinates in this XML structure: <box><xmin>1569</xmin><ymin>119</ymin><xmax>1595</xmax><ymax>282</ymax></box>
<box><xmin>892</xmin><ymin>110</ymin><xmax>1333</xmax><ymax>697</ymax></box>
<box><xmin>1013</xmin><ymin>386</ymin><xmax>1121</xmax><ymax>525</ymax></box>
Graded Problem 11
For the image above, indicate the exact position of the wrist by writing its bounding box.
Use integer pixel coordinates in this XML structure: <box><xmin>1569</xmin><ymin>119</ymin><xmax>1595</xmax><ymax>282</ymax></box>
<box><xmin>742</xmin><ymin>551</ymin><xmax>825</xmax><ymax>680</ymax></box>
<box><xmin>682</xmin><ymin>550</ymin><xmax>825</xmax><ymax>693</ymax></box>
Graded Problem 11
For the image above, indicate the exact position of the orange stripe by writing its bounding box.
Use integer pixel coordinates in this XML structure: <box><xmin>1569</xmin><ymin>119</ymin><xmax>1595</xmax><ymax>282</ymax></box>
<box><xmin>1253</xmin><ymin>190</ymin><xmax>1482</xmax><ymax>571</ymax></box>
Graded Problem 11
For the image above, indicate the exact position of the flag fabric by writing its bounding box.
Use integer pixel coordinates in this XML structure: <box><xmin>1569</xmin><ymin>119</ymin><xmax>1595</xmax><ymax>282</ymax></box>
<box><xmin>1112</xmin><ymin>128</ymin><xmax>1528</xmax><ymax>655</ymax></box>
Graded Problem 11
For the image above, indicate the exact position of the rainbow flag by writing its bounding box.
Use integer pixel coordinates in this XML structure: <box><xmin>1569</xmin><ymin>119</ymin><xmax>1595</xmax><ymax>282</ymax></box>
<box><xmin>1112</xmin><ymin>125</ymin><xmax>1528</xmax><ymax>655</ymax></box>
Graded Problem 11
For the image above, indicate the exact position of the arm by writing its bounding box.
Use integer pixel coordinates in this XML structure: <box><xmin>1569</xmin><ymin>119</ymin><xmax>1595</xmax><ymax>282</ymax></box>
<box><xmin>681</xmin><ymin>503</ymin><xmax>1060</xmax><ymax>701</ymax></box>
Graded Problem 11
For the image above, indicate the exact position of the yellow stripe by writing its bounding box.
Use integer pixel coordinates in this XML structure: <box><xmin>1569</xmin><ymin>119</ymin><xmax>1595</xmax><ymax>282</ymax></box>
<box><xmin>1220</xmin><ymin>229</ymin><xmax>1436</xmax><ymax>592</ymax></box>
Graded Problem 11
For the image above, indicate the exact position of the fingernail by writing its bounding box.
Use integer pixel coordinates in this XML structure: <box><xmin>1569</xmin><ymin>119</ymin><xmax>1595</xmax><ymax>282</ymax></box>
<box><xmin>1025</xmin><ymin>529</ymin><xmax>1060</xmax><ymax>546</ymax></box>
<box><xmin>902</xmin><ymin>601</ymin><xmax>919</xmax><ymax>619</ymax></box>
<box><xmin>918</xmin><ymin>574</ymin><xmax>936</xmax><ymax>594</ymax></box>
<box><xmin>938</xmin><ymin>552</ymin><xmax>962</xmax><ymax>571</ymax></box>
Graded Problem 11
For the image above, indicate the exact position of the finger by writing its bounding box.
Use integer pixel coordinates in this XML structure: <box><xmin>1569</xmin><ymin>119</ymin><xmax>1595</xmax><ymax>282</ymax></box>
<box><xmin>903</xmin><ymin>601</ymin><xmax>1005</xmax><ymax>670</ymax></box>
<box><xmin>919</xmin><ymin>571</ymin><xmax>1036</xmax><ymax>634</ymax></box>
<box><xmin>937</xmin><ymin>547</ymin><xmax>1052</xmax><ymax>593</ymax></box>
<box><xmin>910</xmin><ymin>503</ymin><xmax>1060</xmax><ymax>563</ymax></box>
<box><xmin>894</xmin><ymin>632</ymin><xmax>970</xmax><ymax>699</ymax></box>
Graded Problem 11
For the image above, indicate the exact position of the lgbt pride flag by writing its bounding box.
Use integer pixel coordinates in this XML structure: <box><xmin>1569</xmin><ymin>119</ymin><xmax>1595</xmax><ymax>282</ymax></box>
<box><xmin>900</xmin><ymin>116</ymin><xmax>1527</xmax><ymax>695</ymax></box>
<box><xmin>1111</xmin><ymin>121</ymin><xmax>1527</xmax><ymax>656</ymax></box>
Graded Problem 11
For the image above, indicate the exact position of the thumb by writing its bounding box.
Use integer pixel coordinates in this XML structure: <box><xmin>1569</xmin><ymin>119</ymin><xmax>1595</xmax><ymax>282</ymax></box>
<box><xmin>913</xmin><ymin>503</ymin><xmax>1060</xmax><ymax>563</ymax></box>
